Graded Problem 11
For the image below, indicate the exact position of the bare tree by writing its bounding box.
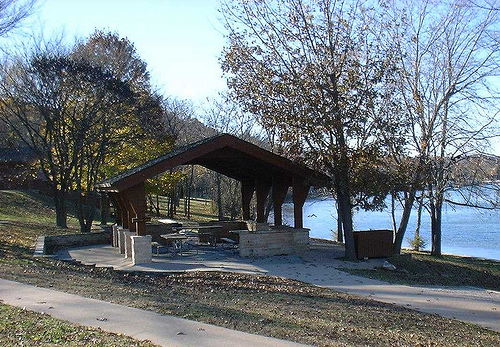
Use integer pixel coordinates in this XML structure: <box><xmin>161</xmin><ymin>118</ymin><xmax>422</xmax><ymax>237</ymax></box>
<box><xmin>203</xmin><ymin>93</ymin><xmax>258</xmax><ymax>140</ymax></box>
<box><xmin>162</xmin><ymin>97</ymin><xmax>201</xmax><ymax>145</ymax></box>
<box><xmin>0</xmin><ymin>0</ymin><xmax>35</xmax><ymax>37</ymax></box>
<box><xmin>381</xmin><ymin>0</ymin><xmax>500</xmax><ymax>255</ymax></box>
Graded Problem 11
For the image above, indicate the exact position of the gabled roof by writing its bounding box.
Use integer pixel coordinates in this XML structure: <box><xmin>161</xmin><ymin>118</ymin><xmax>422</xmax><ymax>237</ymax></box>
<box><xmin>96</xmin><ymin>134</ymin><xmax>329</xmax><ymax>192</ymax></box>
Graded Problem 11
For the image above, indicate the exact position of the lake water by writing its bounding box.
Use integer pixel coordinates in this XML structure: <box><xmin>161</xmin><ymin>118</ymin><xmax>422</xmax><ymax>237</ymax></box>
<box><xmin>281</xmin><ymin>197</ymin><xmax>500</xmax><ymax>261</ymax></box>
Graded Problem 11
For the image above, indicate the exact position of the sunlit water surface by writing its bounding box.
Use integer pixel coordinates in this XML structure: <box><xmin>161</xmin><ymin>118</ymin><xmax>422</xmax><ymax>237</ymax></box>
<box><xmin>281</xmin><ymin>196</ymin><xmax>500</xmax><ymax>260</ymax></box>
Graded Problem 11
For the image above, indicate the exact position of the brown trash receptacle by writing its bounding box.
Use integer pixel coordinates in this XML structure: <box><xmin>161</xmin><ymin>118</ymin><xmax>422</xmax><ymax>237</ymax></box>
<box><xmin>353</xmin><ymin>229</ymin><xmax>393</xmax><ymax>259</ymax></box>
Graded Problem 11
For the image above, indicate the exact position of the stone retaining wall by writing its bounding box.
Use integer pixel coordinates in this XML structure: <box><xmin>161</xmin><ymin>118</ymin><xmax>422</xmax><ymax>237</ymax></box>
<box><xmin>36</xmin><ymin>230</ymin><xmax>112</xmax><ymax>256</ymax></box>
<box><xmin>239</xmin><ymin>227</ymin><xmax>309</xmax><ymax>257</ymax></box>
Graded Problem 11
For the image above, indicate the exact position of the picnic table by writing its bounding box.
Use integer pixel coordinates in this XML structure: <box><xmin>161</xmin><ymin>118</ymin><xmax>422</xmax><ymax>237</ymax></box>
<box><xmin>171</xmin><ymin>225</ymin><xmax>223</xmax><ymax>231</ymax></box>
<box><xmin>157</xmin><ymin>221</ymin><xmax>229</xmax><ymax>246</ymax></box>
<box><xmin>159</xmin><ymin>233</ymin><xmax>188</xmax><ymax>255</ymax></box>
<box><xmin>173</xmin><ymin>225</ymin><xmax>223</xmax><ymax>246</ymax></box>
<box><xmin>157</xmin><ymin>219</ymin><xmax>180</xmax><ymax>224</ymax></box>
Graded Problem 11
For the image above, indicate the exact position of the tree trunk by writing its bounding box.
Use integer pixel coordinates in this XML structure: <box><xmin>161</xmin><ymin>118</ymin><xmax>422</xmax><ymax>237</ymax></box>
<box><xmin>431</xmin><ymin>193</ymin><xmax>443</xmax><ymax>256</ymax></box>
<box><xmin>53</xmin><ymin>188</ymin><xmax>68</xmax><ymax>228</ymax></box>
<box><xmin>390</xmin><ymin>193</ymin><xmax>397</xmax><ymax>234</ymax></box>
<box><xmin>336</xmin><ymin>200</ymin><xmax>343</xmax><ymax>243</ymax></box>
<box><xmin>76</xmin><ymin>192</ymin><xmax>95</xmax><ymax>233</ymax></box>
<box><xmin>156</xmin><ymin>194</ymin><xmax>160</xmax><ymax>216</ymax></box>
<box><xmin>334</xmin><ymin>174</ymin><xmax>355</xmax><ymax>260</ymax></box>
<box><xmin>393</xmin><ymin>190</ymin><xmax>416</xmax><ymax>254</ymax></box>
<box><xmin>335</xmin><ymin>156</ymin><xmax>356</xmax><ymax>260</ymax></box>
<box><xmin>339</xmin><ymin>192</ymin><xmax>356</xmax><ymax>260</ymax></box>
<box><xmin>187</xmin><ymin>166</ymin><xmax>194</xmax><ymax>219</ymax></box>
<box><xmin>327</xmin><ymin>74</ymin><xmax>355</xmax><ymax>259</ymax></box>
<box><xmin>332</xmin><ymin>120</ymin><xmax>356</xmax><ymax>259</ymax></box>
<box><xmin>168</xmin><ymin>188</ymin><xmax>176</xmax><ymax>218</ymax></box>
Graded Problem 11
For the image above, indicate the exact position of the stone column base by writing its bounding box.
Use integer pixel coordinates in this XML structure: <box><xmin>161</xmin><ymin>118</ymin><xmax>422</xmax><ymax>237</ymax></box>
<box><xmin>112</xmin><ymin>224</ymin><xmax>119</xmax><ymax>247</ymax></box>
<box><xmin>123</xmin><ymin>231</ymin><xmax>136</xmax><ymax>258</ymax></box>
<box><xmin>118</xmin><ymin>227</ymin><xmax>126</xmax><ymax>254</ymax></box>
<box><xmin>131</xmin><ymin>235</ymin><xmax>152</xmax><ymax>265</ymax></box>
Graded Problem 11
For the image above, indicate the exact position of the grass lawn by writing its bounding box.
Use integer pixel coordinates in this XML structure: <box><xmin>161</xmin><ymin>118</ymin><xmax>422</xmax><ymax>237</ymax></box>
<box><xmin>150</xmin><ymin>195</ymin><xmax>219</xmax><ymax>221</ymax></box>
<box><xmin>0</xmin><ymin>303</ymin><xmax>158</xmax><ymax>347</ymax></box>
<box><xmin>1</xmin><ymin>190</ymin><xmax>500</xmax><ymax>346</ymax></box>
<box><xmin>343</xmin><ymin>251</ymin><xmax>500</xmax><ymax>292</ymax></box>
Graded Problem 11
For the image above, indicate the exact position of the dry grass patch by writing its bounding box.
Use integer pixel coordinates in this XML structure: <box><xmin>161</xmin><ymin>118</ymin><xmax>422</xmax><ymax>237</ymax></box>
<box><xmin>344</xmin><ymin>251</ymin><xmax>500</xmax><ymax>291</ymax></box>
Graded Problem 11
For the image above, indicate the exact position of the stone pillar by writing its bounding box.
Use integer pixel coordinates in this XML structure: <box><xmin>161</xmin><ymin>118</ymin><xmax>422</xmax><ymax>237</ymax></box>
<box><xmin>118</xmin><ymin>227</ymin><xmax>126</xmax><ymax>254</ymax></box>
<box><xmin>241</xmin><ymin>180</ymin><xmax>255</xmax><ymax>221</ymax></box>
<box><xmin>292</xmin><ymin>177</ymin><xmax>310</xmax><ymax>229</ymax></box>
<box><xmin>112</xmin><ymin>224</ymin><xmax>119</xmax><ymax>247</ymax></box>
<box><xmin>123</xmin><ymin>230</ymin><xmax>136</xmax><ymax>258</ymax></box>
<box><xmin>272</xmin><ymin>176</ymin><xmax>289</xmax><ymax>227</ymax></box>
<box><xmin>292</xmin><ymin>228</ymin><xmax>310</xmax><ymax>252</ymax></box>
<box><xmin>255</xmin><ymin>180</ymin><xmax>271</xmax><ymax>223</ymax></box>
<box><xmin>131</xmin><ymin>235</ymin><xmax>152</xmax><ymax>265</ymax></box>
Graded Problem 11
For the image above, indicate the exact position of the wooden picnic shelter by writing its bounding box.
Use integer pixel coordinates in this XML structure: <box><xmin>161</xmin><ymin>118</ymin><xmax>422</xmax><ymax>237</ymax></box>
<box><xmin>95</xmin><ymin>134</ymin><xmax>328</xmax><ymax>236</ymax></box>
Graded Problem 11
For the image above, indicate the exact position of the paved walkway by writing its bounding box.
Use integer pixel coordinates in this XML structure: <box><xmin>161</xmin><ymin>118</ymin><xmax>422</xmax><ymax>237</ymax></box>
<box><xmin>59</xmin><ymin>243</ymin><xmax>500</xmax><ymax>332</ymax></box>
<box><xmin>0</xmin><ymin>278</ymin><xmax>309</xmax><ymax>347</ymax></box>
<box><xmin>256</xmin><ymin>252</ymin><xmax>500</xmax><ymax>332</ymax></box>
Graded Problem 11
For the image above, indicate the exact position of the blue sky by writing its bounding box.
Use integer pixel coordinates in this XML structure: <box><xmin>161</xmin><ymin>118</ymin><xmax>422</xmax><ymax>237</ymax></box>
<box><xmin>19</xmin><ymin>0</ymin><xmax>226</xmax><ymax>103</ymax></box>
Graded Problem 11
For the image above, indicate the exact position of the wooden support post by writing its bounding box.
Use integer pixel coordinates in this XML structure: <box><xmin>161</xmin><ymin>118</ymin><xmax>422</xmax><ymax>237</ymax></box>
<box><xmin>122</xmin><ymin>182</ymin><xmax>148</xmax><ymax>235</ymax></box>
<box><xmin>255</xmin><ymin>180</ymin><xmax>271</xmax><ymax>223</ymax></box>
<box><xmin>241</xmin><ymin>180</ymin><xmax>255</xmax><ymax>221</ymax></box>
<box><xmin>122</xmin><ymin>194</ymin><xmax>134</xmax><ymax>231</ymax></box>
<box><xmin>117</xmin><ymin>194</ymin><xmax>130</xmax><ymax>230</ymax></box>
<box><xmin>272</xmin><ymin>176</ymin><xmax>289</xmax><ymax>227</ymax></box>
<box><xmin>292</xmin><ymin>177</ymin><xmax>310</xmax><ymax>229</ymax></box>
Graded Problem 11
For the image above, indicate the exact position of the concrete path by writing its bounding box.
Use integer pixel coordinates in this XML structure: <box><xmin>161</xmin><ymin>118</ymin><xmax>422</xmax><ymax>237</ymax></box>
<box><xmin>255</xmin><ymin>256</ymin><xmax>500</xmax><ymax>332</ymax></box>
<box><xmin>57</xmin><ymin>244</ymin><xmax>500</xmax><ymax>333</ymax></box>
<box><xmin>0</xmin><ymin>278</ymin><xmax>309</xmax><ymax>347</ymax></box>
